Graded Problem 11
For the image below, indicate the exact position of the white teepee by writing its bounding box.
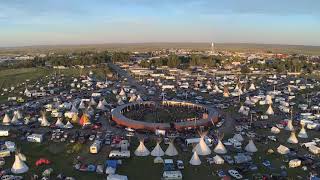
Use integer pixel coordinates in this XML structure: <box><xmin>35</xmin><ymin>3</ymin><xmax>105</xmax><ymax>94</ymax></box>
<box><xmin>285</xmin><ymin>119</ymin><xmax>294</xmax><ymax>131</ymax></box>
<box><xmin>64</xmin><ymin>121</ymin><xmax>74</xmax><ymax>129</ymax></box>
<box><xmin>165</xmin><ymin>140</ymin><xmax>178</xmax><ymax>156</ymax></box>
<box><xmin>2</xmin><ymin>113</ymin><xmax>11</xmax><ymax>125</ymax></box>
<box><xmin>265</xmin><ymin>95</ymin><xmax>273</xmax><ymax>104</ymax></box>
<box><xmin>134</xmin><ymin>140</ymin><xmax>150</xmax><ymax>156</ymax></box>
<box><xmin>298</xmin><ymin>123</ymin><xmax>308</xmax><ymax>138</ymax></box>
<box><xmin>214</xmin><ymin>139</ymin><xmax>227</xmax><ymax>154</ymax></box>
<box><xmin>11</xmin><ymin>153</ymin><xmax>28</xmax><ymax>174</ymax></box>
<box><xmin>192</xmin><ymin>133</ymin><xmax>211</xmax><ymax>156</ymax></box>
<box><xmin>96</xmin><ymin>100</ymin><xmax>107</xmax><ymax>110</ymax></box>
<box><xmin>129</xmin><ymin>94</ymin><xmax>137</xmax><ymax>102</ymax></box>
<box><xmin>266</xmin><ymin>105</ymin><xmax>274</xmax><ymax>115</ymax></box>
<box><xmin>287</xmin><ymin>131</ymin><xmax>298</xmax><ymax>144</ymax></box>
<box><xmin>189</xmin><ymin>151</ymin><xmax>201</xmax><ymax>166</ymax></box>
<box><xmin>40</xmin><ymin>113</ymin><xmax>50</xmax><ymax>127</ymax></box>
<box><xmin>238</xmin><ymin>105</ymin><xmax>245</xmax><ymax>113</ymax></box>
<box><xmin>14</xmin><ymin>110</ymin><xmax>23</xmax><ymax>119</ymax></box>
<box><xmin>245</xmin><ymin>139</ymin><xmax>258</xmax><ymax>153</ymax></box>
<box><xmin>55</xmin><ymin>118</ymin><xmax>65</xmax><ymax>128</ymax></box>
<box><xmin>151</xmin><ymin>142</ymin><xmax>164</xmax><ymax>157</ymax></box>
<box><xmin>11</xmin><ymin>114</ymin><xmax>21</xmax><ymax>125</ymax></box>
<box><xmin>136</xmin><ymin>95</ymin><xmax>143</xmax><ymax>102</ymax></box>
<box><xmin>119</xmin><ymin>89</ymin><xmax>126</xmax><ymax>96</ymax></box>
<box><xmin>89</xmin><ymin>98</ymin><xmax>97</xmax><ymax>106</ymax></box>
<box><xmin>249</xmin><ymin>83</ymin><xmax>256</xmax><ymax>91</ymax></box>
<box><xmin>78</xmin><ymin>101</ymin><xmax>86</xmax><ymax>109</ymax></box>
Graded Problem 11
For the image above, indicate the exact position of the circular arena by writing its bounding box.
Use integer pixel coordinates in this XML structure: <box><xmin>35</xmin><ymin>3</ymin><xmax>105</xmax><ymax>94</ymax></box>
<box><xmin>111</xmin><ymin>101</ymin><xmax>219</xmax><ymax>132</ymax></box>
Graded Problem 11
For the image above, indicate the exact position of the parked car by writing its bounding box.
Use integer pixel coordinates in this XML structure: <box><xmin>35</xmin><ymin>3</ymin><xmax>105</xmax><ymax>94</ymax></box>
<box><xmin>228</xmin><ymin>170</ymin><xmax>242</xmax><ymax>179</ymax></box>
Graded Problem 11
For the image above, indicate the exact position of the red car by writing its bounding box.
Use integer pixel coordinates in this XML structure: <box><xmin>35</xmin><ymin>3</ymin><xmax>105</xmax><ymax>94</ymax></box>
<box><xmin>35</xmin><ymin>158</ymin><xmax>51</xmax><ymax>166</ymax></box>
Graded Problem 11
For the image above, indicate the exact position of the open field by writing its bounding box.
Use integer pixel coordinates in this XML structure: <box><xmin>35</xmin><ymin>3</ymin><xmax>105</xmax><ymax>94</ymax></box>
<box><xmin>1</xmin><ymin>43</ymin><xmax>320</xmax><ymax>55</ymax></box>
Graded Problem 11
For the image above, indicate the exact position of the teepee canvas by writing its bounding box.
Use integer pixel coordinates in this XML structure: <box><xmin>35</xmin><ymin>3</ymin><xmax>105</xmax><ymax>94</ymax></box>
<box><xmin>2</xmin><ymin>113</ymin><xmax>11</xmax><ymax>125</ymax></box>
<box><xmin>245</xmin><ymin>140</ymin><xmax>258</xmax><ymax>153</ymax></box>
<box><xmin>193</xmin><ymin>132</ymin><xmax>211</xmax><ymax>156</ymax></box>
<box><xmin>151</xmin><ymin>141</ymin><xmax>164</xmax><ymax>157</ymax></box>
<box><xmin>40</xmin><ymin>113</ymin><xmax>50</xmax><ymax>127</ymax></box>
<box><xmin>64</xmin><ymin>121</ymin><xmax>74</xmax><ymax>129</ymax></box>
<box><xmin>165</xmin><ymin>140</ymin><xmax>178</xmax><ymax>156</ymax></box>
<box><xmin>134</xmin><ymin>140</ymin><xmax>150</xmax><ymax>156</ymax></box>
<box><xmin>11</xmin><ymin>153</ymin><xmax>28</xmax><ymax>174</ymax></box>
<box><xmin>266</xmin><ymin>105</ymin><xmax>274</xmax><ymax>115</ymax></box>
<box><xmin>223</xmin><ymin>86</ymin><xmax>230</xmax><ymax>97</ymax></box>
<box><xmin>79</xmin><ymin>114</ymin><xmax>91</xmax><ymax>126</ymax></box>
<box><xmin>136</xmin><ymin>95</ymin><xmax>143</xmax><ymax>102</ymax></box>
<box><xmin>55</xmin><ymin>118</ymin><xmax>65</xmax><ymax>128</ymax></box>
<box><xmin>287</xmin><ymin>131</ymin><xmax>298</xmax><ymax>144</ymax></box>
<box><xmin>285</xmin><ymin>119</ymin><xmax>294</xmax><ymax>131</ymax></box>
<box><xmin>189</xmin><ymin>151</ymin><xmax>201</xmax><ymax>166</ymax></box>
<box><xmin>96</xmin><ymin>100</ymin><xmax>107</xmax><ymax>110</ymax></box>
<box><xmin>298</xmin><ymin>123</ymin><xmax>308</xmax><ymax>138</ymax></box>
<box><xmin>214</xmin><ymin>139</ymin><xmax>227</xmax><ymax>154</ymax></box>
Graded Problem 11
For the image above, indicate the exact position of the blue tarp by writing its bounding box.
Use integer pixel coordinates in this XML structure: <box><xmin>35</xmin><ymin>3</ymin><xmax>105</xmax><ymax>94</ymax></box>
<box><xmin>106</xmin><ymin>160</ymin><xmax>118</xmax><ymax>168</ymax></box>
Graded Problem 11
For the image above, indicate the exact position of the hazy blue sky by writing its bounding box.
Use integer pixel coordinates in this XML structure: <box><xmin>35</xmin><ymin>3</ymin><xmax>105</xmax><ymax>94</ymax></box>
<box><xmin>0</xmin><ymin>0</ymin><xmax>319</xmax><ymax>47</ymax></box>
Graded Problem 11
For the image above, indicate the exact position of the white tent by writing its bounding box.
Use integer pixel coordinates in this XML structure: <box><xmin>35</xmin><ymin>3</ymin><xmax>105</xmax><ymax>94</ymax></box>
<box><xmin>136</xmin><ymin>95</ymin><xmax>143</xmax><ymax>102</ymax></box>
<box><xmin>266</xmin><ymin>105</ymin><xmax>274</xmax><ymax>115</ymax></box>
<box><xmin>289</xmin><ymin>159</ymin><xmax>301</xmax><ymax>168</ymax></box>
<box><xmin>214</xmin><ymin>140</ymin><xmax>227</xmax><ymax>154</ymax></box>
<box><xmin>249</xmin><ymin>83</ymin><xmax>256</xmax><ymax>91</ymax></box>
<box><xmin>213</xmin><ymin>155</ymin><xmax>224</xmax><ymax>164</ymax></box>
<box><xmin>101</xmin><ymin>99</ymin><xmax>109</xmax><ymax>106</ymax></box>
<box><xmin>14</xmin><ymin>110</ymin><xmax>23</xmax><ymax>119</ymax></box>
<box><xmin>265</xmin><ymin>95</ymin><xmax>273</xmax><ymax>104</ymax></box>
<box><xmin>298</xmin><ymin>123</ymin><xmax>308</xmax><ymax>138</ymax></box>
<box><xmin>245</xmin><ymin>140</ymin><xmax>258</xmax><ymax>153</ymax></box>
<box><xmin>55</xmin><ymin>118</ymin><xmax>65</xmax><ymax>128</ymax></box>
<box><xmin>193</xmin><ymin>133</ymin><xmax>211</xmax><ymax>156</ymax></box>
<box><xmin>64</xmin><ymin>121</ymin><xmax>74</xmax><ymax>129</ymax></box>
<box><xmin>277</xmin><ymin>145</ymin><xmax>290</xmax><ymax>155</ymax></box>
<box><xmin>189</xmin><ymin>151</ymin><xmax>201</xmax><ymax>166</ymax></box>
<box><xmin>96</xmin><ymin>100</ymin><xmax>107</xmax><ymax>110</ymax></box>
<box><xmin>134</xmin><ymin>140</ymin><xmax>150</xmax><ymax>156</ymax></box>
<box><xmin>79</xmin><ymin>101</ymin><xmax>86</xmax><ymax>109</ymax></box>
<box><xmin>11</xmin><ymin>153</ymin><xmax>29</xmax><ymax>174</ymax></box>
<box><xmin>117</xmin><ymin>99</ymin><xmax>124</xmax><ymax>105</ymax></box>
<box><xmin>285</xmin><ymin>119</ymin><xmax>294</xmax><ymax>131</ymax></box>
<box><xmin>151</xmin><ymin>142</ymin><xmax>164</xmax><ymax>157</ymax></box>
<box><xmin>238</xmin><ymin>105</ymin><xmax>245</xmax><ymax>113</ymax></box>
<box><xmin>11</xmin><ymin>114</ymin><xmax>21</xmax><ymax>125</ymax></box>
<box><xmin>165</xmin><ymin>141</ymin><xmax>178</xmax><ymax>156</ymax></box>
<box><xmin>233</xmin><ymin>134</ymin><xmax>244</xmax><ymax>142</ymax></box>
<box><xmin>129</xmin><ymin>94</ymin><xmax>137</xmax><ymax>102</ymax></box>
<box><xmin>2</xmin><ymin>113</ymin><xmax>11</xmax><ymax>125</ymax></box>
<box><xmin>271</xmin><ymin>126</ymin><xmax>280</xmax><ymax>134</ymax></box>
<box><xmin>287</xmin><ymin>131</ymin><xmax>298</xmax><ymax>144</ymax></box>
<box><xmin>70</xmin><ymin>105</ymin><xmax>78</xmax><ymax>114</ymax></box>
<box><xmin>40</xmin><ymin>114</ymin><xmax>50</xmax><ymax>127</ymax></box>
<box><xmin>153</xmin><ymin>156</ymin><xmax>164</xmax><ymax>164</ymax></box>
<box><xmin>89</xmin><ymin>98</ymin><xmax>97</xmax><ymax>106</ymax></box>
<box><xmin>119</xmin><ymin>89</ymin><xmax>126</xmax><ymax>96</ymax></box>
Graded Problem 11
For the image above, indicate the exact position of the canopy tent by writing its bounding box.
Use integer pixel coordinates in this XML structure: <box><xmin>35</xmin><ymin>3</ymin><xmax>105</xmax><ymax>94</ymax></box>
<box><xmin>134</xmin><ymin>140</ymin><xmax>150</xmax><ymax>156</ymax></box>
<box><xmin>214</xmin><ymin>139</ymin><xmax>227</xmax><ymax>154</ymax></box>
<box><xmin>298</xmin><ymin>123</ymin><xmax>308</xmax><ymax>138</ymax></box>
<box><xmin>11</xmin><ymin>153</ymin><xmax>29</xmax><ymax>174</ymax></box>
<box><xmin>287</xmin><ymin>131</ymin><xmax>299</xmax><ymax>144</ymax></box>
<box><xmin>245</xmin><ymin>140</ymin><xmax>258</xmax><ymax>153</ymax></box>
<box><xmin>189</xmin><ymin>151</ymin><xmax>201</xmax><ymax>166</ymax></box>
<box><xmin>192</xmin><ymin>133</ymin><xmax>211</xmax><ymax>156</ymax></box>
<box><xmin>165</xmin><ymin>140</ymin><xmax>178</xmax><ymax>156</ymax></box>
<box><xmin>2</xmin><ymin>113</ymin><xmax>11</xmax><ymax>125</ymax></box>
<box><xmin>151</xmin><ymin>142</ymin><xmax>164</xmax><ymax>157</ymax></box>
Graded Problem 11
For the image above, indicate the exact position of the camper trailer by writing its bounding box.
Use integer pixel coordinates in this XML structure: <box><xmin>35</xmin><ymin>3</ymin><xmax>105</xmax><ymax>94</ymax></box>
<box><xmin>27</xmin><ymin>134</ymin><xmax>44</xmax><ymax>143</ymax></box>
<box><xmin>162</xmin><ymin>171</ymin><xmax>183</xmax><ymax>180</ymax></box>
<box><xmin>109</xmin><ymin>150</ymin><xmax>130</xmax><ymax>158</ymax></box>
<box><xmin>0</xmin><ymin>130</ymin><xmax>9</xmax><ymax>137</ymax></box>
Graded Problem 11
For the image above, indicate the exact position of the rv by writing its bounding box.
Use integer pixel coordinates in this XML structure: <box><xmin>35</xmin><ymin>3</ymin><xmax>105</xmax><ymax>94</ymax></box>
<box><xmin>0</xmin><ymin>130</ymin><xmax>9</xmax><ymax>137</ymax></box>
<box><xmin>162</xmin><ymin>171</ymin><xmax>183</xmax><ymax>180</ymax></box>
<box><xmin>109</xmin><ymin>150</ymin><xmax>130</xmax><ymax>158</ymax></box>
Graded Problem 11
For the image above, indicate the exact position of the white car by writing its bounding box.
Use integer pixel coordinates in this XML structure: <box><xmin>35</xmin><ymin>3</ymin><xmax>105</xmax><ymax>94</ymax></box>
<box><xmin>228</xmin><ymin>170</ymin><xmax>243</xmax><ymax>179</ymax></box>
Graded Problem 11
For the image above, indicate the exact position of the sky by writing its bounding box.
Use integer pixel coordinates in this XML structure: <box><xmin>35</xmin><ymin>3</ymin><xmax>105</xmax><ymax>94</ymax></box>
<box><xmin>0</xmin><ymin>0</ymin><xmax>319</xmax><ymax>47</ymax></box>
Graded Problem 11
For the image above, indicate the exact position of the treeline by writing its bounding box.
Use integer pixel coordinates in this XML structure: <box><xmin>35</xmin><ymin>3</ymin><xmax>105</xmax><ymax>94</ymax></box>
<box><xmin>0</xmin><ymin>51</ymin><xmax>131</xmax><ymax>70</ymax></box>
<box><xmin>139</xmin><ymin>54</ymin><xmax>224</xmax><ymax>69</ymax></box>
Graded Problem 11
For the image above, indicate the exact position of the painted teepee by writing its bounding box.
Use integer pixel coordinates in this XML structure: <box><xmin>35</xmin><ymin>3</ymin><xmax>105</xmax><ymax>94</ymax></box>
<box><xmin>165</xmin><ymin>140</ymin><xmax>178</xmax><ymax>156</ymax></box>
<box><xmin>214</xmin><ymin>134</ymin><xmax>227</xmax><ymax>154</ymax></box>
<box><xmin>266</xmin><ymin>104</ymin><xmax>274</xmax><ymax>115</ymax></box>
<box><xmin>193</xmin><ymin>132</ymin><xmax>211</xmax><ymax>156</ymax></box>
<box><xmin>134</xmin><ymin>139</ymin><xmax>150</xmax><ymax>156</ymax></box>
<box><xmin>11</xmin><ymin>152</ymin><xmax>28</xmax><ymax>174</ymax></box>
<box><xmin>287</xmin><ymin>131</ymin><xmax>298</xmax><ymax>144</ymax></box>
<box><xmin>245</xmin><ymin>139</ymin><xmax>258</xmax><ymax>153</ymax></box>
<box><xmin>189</xmin><ymin>151</ymin><xmax>201</xmax><ymax>166</ymax></box>
<box><xmin>79</xmin><ymin>114</ymin><xmax>91</xmax><ymax>126</ymax></box>
<box><xmin>298</xmin><ymin>122</ymin><xmax>308</xmax><ymax>138</ymax></box>
<box><xmin>151</xmin><ymin>141</ymin><xmax>164</xmax><ymax>157</ymax></box>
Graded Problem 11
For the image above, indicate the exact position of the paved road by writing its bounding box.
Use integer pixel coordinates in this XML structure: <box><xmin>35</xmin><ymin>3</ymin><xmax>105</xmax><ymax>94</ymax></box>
<box><xmin>108</xmin><ymin>63</ymin><xmax>147</xmax><ymax>97</ymax></box>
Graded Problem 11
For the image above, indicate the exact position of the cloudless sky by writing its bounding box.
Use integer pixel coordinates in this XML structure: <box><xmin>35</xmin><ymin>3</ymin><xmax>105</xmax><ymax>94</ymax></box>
<box><xmin>0</xmin><ymin>0</ymin><xmax>319</xmax><ymax>47</ymax></box>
